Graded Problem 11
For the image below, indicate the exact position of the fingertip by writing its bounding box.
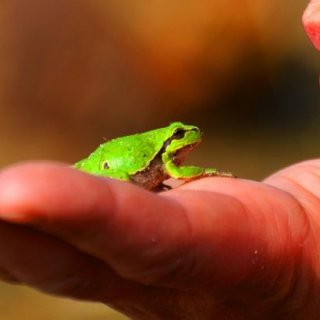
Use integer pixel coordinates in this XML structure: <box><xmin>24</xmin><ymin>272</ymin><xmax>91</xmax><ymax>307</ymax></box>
<box><xmin>0</xmin><ymin>161</ymin><xmax>114</xmax><ymax>223</ymax></box>
<box><xmin>303</xmin><ymin>0</ymin><xmax>320</xmax><ymax>50</ymax></box>
<box><xmin>0</xmin><ymin>161</ymin><xmax>65</xmax><ymax>222</ymax></box>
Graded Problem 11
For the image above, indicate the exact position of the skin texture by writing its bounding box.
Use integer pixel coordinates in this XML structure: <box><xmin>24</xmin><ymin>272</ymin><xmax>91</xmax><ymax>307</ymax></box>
<box><xmin>0</xmin><ymin>160</ymin><xmax>320</xmax><ymax>319</ymax></box>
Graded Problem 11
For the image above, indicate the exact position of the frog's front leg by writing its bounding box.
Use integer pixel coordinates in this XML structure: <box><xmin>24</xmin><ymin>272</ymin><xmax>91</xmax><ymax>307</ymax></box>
<box><xmin>163</xmin><ymin>157</ymin><xmax>234</xmax><ymax>180</ymax></box>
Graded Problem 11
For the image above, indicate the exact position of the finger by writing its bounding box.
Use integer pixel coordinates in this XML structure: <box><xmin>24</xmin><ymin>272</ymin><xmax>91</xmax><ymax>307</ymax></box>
<box><xmin>0</xmin><ymin>162</ymin><xmax>194</xmax><ymax>284</ymax></box>
<box><xmin>303</xmin><ymin>0</ymin><xmax>320</xmax><ymax>50</ymax></box>
<box><xmin>0</xmin><ymin>162</ymin><xmax>228</xmax><ymax>316</ymax></box>
<box><xmin>0</xmin><ymin>219</ymin><xmax>150</xmax><ymax>304</ymax></box>
<box><xmin>0</xmin><ymin>219</ymin><xmax>224</xmax><ymax>320</ymax></box>
<box><xmin>264</xmin><ymin>159</ymin><xmax>320</xmax><ymax>222</ymax></box>
<box><xmin>0</xmin><ymin>162</ymin><xmax>258</xmax><ymax>289</ymax></box>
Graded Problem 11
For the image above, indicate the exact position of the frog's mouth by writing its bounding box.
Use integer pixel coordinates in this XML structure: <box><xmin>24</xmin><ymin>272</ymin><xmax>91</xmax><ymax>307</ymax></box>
<box><xmin>173</xmin><ymin>142</ymin><xmax>200</xmax><ymax>166</ymax></box>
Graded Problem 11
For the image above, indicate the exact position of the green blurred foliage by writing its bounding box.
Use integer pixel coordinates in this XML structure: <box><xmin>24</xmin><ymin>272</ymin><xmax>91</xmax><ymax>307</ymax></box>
<box><xmin>0</xmin><ymin>0</ymin><xmax>319</xmax><ymax>318</ymax></box>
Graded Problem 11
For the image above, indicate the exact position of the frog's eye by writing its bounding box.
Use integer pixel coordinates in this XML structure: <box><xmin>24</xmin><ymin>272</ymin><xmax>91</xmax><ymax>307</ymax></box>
<box><xmin>172</xmin><ymin>128</ymin><xmax>186</xmax><ymax>140</ymax></box>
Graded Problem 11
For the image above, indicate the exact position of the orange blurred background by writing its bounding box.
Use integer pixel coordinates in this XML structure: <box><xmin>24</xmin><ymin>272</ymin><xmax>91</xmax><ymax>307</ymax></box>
<box><xmin>0</xmin><ymin>1</ymin><xmax>319</xmax><ymax>319</ymax></box>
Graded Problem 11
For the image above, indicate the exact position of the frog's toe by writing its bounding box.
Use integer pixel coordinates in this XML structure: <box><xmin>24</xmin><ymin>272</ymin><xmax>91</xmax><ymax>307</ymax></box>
<box><xmin>215</xmin><ymin>170</ymin><xmax>236</xmax><ymax>178</ymax></box>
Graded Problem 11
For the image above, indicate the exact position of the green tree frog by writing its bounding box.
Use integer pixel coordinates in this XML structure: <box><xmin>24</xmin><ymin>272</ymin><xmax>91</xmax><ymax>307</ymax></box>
<box><xmin>74</xmin><ymin>122</ymin><xmax>234</xmax><ymax>190</ymax></box>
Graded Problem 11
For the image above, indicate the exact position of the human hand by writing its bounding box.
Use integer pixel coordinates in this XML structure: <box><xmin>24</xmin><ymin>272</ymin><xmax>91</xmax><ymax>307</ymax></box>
<box><xmin>0</xmin><ymin>161</ymin><xmax>319</xmax><ymax>319</ymax></box>
<box><xmin>303</xmin><ymin>0</ymin><xmax>320</xmax><ymax>50</ymax></box>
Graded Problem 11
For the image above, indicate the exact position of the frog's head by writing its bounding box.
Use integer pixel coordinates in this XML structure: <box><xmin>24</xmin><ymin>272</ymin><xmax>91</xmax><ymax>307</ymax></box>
<box><xmin>163</xmin><ymin>122</ymin><xmax>202</xmax><ymax>165</ymax></box>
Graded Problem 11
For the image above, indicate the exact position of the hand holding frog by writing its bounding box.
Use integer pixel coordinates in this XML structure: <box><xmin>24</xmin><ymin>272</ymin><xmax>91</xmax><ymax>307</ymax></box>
<box><xmin>0</xmin><ymin>160</ymin><xmax>319</xmax><ymax>319</ymax></box>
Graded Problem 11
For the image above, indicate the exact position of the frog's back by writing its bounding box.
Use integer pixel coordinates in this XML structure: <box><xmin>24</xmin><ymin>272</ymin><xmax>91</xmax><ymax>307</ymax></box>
<box><xmin>78</xmin><ymin>128</ymin><xmax>168</xmax><ymax>174</ymax></box>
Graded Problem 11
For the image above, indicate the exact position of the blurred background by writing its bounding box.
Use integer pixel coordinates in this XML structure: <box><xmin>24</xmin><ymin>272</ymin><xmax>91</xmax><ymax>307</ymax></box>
<box><xmin>0</xmin><ymin>0</ymin><xmax>319</xmax><ymax>319</ymax></box>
